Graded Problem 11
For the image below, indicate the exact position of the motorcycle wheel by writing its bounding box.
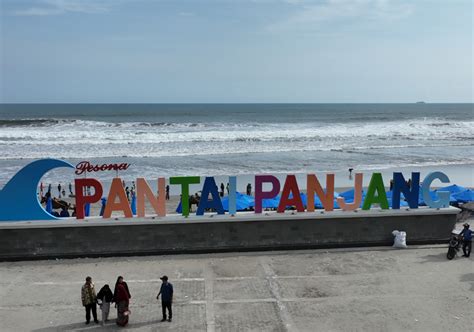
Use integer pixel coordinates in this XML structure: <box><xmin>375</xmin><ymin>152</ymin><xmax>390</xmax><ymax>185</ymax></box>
<box><xmin>447</xmin><ymin>248</ymin><xmax>455</xmax><ymax>260</ymax></box>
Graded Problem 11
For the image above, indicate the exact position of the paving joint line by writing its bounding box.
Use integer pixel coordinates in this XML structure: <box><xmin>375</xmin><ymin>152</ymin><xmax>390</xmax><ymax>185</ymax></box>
<box><xmin>204</xmin><ymin>262</ymin><xmax>215</xmax><ymax>332</ymax></box>
<box><xmin>259</xmin><ymin>257</ymin><xmax>298</xmax><ymax>332</ymax></box>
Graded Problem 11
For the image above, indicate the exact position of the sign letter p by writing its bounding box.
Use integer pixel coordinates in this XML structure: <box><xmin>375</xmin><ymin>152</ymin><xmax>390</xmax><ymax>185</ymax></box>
<box><xmin>74</xmin><ymin>178</ymin><xmax>103</xmax><ymax>219</ymax></box>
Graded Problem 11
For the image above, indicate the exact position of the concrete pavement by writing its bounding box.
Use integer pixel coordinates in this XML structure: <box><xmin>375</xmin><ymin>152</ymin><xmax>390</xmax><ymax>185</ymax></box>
<box><xmin>0</xmin><ymin>246</ymin><xmax>473</xmax><ymax>331</ymax></box>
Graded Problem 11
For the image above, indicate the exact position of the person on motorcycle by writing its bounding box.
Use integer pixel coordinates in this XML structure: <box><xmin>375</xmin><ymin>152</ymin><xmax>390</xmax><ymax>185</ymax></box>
<box><xmin>460</xmin><ymin>223</ymin><xmax>472</xmax><ymax>257</ymax></box>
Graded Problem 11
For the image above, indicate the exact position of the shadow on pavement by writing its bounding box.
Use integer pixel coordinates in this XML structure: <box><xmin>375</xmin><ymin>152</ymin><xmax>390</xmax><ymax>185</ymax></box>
<box><xmin>32</xmin><ymin>319</ymin><xmax>162</xmax><ymax>331</ymax></box>
<box><xmin>418</xmin><ymin>252</ymin><xmax>448</xmax><ymax>263</ymax></box>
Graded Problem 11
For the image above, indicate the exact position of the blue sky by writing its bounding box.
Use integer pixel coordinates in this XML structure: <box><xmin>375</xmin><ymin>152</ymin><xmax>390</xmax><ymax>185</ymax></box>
<box><xmin>0</xmin><ymin>0</ymin><xmax>472</xmax><ymax>103</ymax></box>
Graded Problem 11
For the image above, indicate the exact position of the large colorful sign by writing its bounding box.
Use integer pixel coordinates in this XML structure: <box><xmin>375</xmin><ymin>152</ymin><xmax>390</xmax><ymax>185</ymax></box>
<box><xmin>0</xmin><ymin>159</ymin><xmax>453</xmax><ymax>222</ymax></box>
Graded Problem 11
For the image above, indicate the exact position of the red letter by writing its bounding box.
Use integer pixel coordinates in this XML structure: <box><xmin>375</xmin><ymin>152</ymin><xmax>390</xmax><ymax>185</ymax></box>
<box><xmin>74</xmin><ymin>178</ymin><xmax>103</xmax><ymax>219</ymax></box>
<box><xmin>277</xmin><ymin>175</ymin><xmax>304</xmax><ymax>213</ymax></box>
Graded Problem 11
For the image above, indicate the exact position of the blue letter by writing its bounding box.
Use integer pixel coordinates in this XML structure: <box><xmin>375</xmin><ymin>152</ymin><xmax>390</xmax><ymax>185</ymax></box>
<box><xmin>421</xmin><ymin>172</ymin><xmax>450</xmax><ymax>208</ymax></box>
<box><xmin>197</xmin><ymin>177</ymin><xmax>225</xmax><ymax>215</ymax></box>
<box><xmin>392</xmin><ymin>172</ymin><xmax>419</xmax><ymax>209</ymax></box>
<box><xmin>228</xmin><ymin>176</ymin><xmax>237</xmax><ymax>215</ymax></box>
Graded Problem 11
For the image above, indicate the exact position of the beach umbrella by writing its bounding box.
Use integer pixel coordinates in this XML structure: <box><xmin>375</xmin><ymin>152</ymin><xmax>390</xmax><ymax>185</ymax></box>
<box><xmin>388</xmin><ymin>199</ymin><xmax>409</xmax><ymax>208</ymax></box>
<box><xmin>418</xmin><ymin>190</ymin><xmax>457</xmax><ymax>206</ymax></box>
<box><xmin>131</xmin><ymin>194</ymin><xmax>137</xmax><ymax>215</ymax></box>
<box><xmin>453</xmin><ymin>189</ymin><xmax>474</xmax><ymax>203</ymax></box>
<box><xmin>85</xmin><ymin>202</ymin><xmax>91</xmax><ymax>217</ymax></box>
<box><xmin>99</xmin><ymin>198</ymin><xmax>107</xmax><ymax>216</ymax></box>
<box><xmin>302</xmin><ymin>193</ymin><xmax>324</xmax><ymax>209</ymax></box>
<box><xmin>236</xmin><ymin>192</ymin><xmax>255</xmax><ymax>207</ymax></box>
<box><xmin>338</xmin><ymin>188</ymin><xmax>366</xmax><ymax>201</ymax></box>
<box><xmin>221</xmin><ymin>193</ymin><xmax>253</xmax><ymax>211</ymax></box>
<box><xmin>262</xmin><ymin>195</ymin><xmax>280</xmax><ymax>209</ymax></box>
<box><xmin>45</xmin><ymin>197</ymin><xmax>53</xmax><ymax>214</ymax></box>
<box><xmin>385</xmin><ymin>190</ymin><xmax>405</xmax><ymax>200</ymax></box>
<box><xmin>438</xmin><ymin>184</ymin><xmax>467</xmax><ymax>195</ymax></box>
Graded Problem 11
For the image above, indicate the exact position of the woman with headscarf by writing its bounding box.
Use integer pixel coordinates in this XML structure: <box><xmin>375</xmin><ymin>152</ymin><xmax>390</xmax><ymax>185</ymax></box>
<box><xmin>113</xmin><ymin>276</ymin><xmax>131</xmax><ymax>326</ymax></box>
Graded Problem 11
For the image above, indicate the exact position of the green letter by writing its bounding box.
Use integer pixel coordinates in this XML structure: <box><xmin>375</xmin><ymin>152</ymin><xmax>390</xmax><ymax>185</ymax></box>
<box><xmin>362</xmin><ymin>173</ymin><xmax>389</xmax><ymax>210</ymax></box>
<box><xmin>170</xmin><ymin>176</ymin><xmax>201</xmax><ymax>216</ymax></box>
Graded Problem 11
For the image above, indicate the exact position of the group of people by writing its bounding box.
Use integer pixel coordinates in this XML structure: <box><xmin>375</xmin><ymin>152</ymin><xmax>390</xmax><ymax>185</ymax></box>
<box><xmin>81</xmin><ymin>275</ymin><xmax>173</xmax><ymax>327</ymax></box>
<box><xmin>39</xmin><ymin>182</ymin><xmax>74</xmax><ymax>199</ymax></box>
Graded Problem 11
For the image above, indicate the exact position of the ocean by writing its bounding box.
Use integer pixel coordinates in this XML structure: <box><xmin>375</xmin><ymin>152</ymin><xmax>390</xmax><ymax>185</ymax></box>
<box><xmin>0</xmin><ymin>103</ymin><xmax>473</xmax><ymax>189</ymax></box>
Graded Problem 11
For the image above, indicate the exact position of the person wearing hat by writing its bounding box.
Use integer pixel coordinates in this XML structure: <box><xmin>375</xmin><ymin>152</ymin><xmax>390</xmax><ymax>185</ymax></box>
<box><xmin>156</xmin><ymin>275</ymin><xmax>173</xmax><ymax>322</ymax></box>
<box><xmin>460</xmin><ymin>223</ymin><xmax>473</xmax><ymax>257</ymax></box>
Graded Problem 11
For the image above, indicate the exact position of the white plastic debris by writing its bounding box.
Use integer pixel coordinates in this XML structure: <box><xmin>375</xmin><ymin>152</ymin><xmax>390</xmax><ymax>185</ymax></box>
<box><xmin>392</xmin><ymin>230</ymin><xmax>407</xmax><ymax>248</ymax></box>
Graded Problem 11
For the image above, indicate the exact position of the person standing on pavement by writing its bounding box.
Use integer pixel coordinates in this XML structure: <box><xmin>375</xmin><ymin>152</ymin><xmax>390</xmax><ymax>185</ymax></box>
<box><xmin>156</xmin><ymin>275</ymin><xmax>173</xmax><ymax>322</ymax></box>
<box><xmin>114</xmin><ymin>276</ymin><xmax>131</xmax><ymax>326</ymax></box>
<box><xmin>460</xmin><ymin>223</ymin><xmax>473</xmax><ymax>257</ymax></box>
<box><xmin>96</xmin><ymin>284</ymin><xmax>114</xmax><ymax>325</ymax></box>
<box><xmin>81</xmin><ymin>276</ymin><xmax>99</xmax><ymax>325</ymax></box>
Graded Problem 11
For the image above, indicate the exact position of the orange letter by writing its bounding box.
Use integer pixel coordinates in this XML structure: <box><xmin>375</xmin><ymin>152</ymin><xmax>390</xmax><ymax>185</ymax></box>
<box><xmin>307</xmin><ymin>173</ymin><xmax>335</xmax><ymax>212</ymax></box>
<box><xmin>337</xmin><ymin>173</ymin><xmax>363</xmax><ymax>211</ymax></box>
<box><xmin>136</xmin><ymin>178</ymin><xmax>166</xmax><ymax>217</ymax></box>
<box><xmin>103</xmin><ymin>178</ymin><xmax>133</xmax><ymax>218</ymax></box>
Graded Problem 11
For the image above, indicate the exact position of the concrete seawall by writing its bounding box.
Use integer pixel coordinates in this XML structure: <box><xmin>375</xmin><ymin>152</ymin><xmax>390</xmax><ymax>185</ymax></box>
<box><xmin>0</xmin><ymin>207</ymin><xmax>459</xmax><ymax>261</ymax></box>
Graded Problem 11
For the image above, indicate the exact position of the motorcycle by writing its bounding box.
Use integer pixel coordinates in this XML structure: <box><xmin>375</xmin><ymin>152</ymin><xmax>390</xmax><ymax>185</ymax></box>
<box><xmin>447</xmin><ymin>233</ymin><xmax>462</xmax><ymax>260</ymax></box>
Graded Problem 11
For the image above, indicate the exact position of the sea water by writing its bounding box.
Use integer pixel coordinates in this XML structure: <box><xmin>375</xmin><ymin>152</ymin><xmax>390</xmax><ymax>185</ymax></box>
<box><xmin>0</xmin><ymin>103</ymin><xmax>473</xmax><ymax>189</ymax></box>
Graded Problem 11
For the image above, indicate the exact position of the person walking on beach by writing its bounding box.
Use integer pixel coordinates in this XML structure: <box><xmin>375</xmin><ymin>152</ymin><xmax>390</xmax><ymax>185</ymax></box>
<box><xmin>114</xmin><ymin>276</ymin><xmax>131</xmax><ymax>326</ymax></box>
<box><xmin>69</xmin><ymin>182</ymin><xmax>73</xmax><ymax>196</ymax></box>
<box><xmin>97</xmin><ymin>284</ymin><xmax>114</xmax><ymax>325</ymax></box>
<box><xmin>157</xmin><ymin>275</ymin><xmax>173</xmax><ymax>322</ymax></box>
<box><xmin>226</xmin><ymin>182</ymin><xmax>230</xmax><ymax>195</ymax></box>
<box><xmin>81</xmin><ymin>276</ymin><xmax>99</xmax><ymax>324</ymax></box>
<box><xmin>460</xmin><ymin>223</ymin><xmax>473</xmax><ymax>257</ymax></box>
<box><xmin>220</xmin><ymin>183</ymin><xmax>225</xmax><ymax>197</ymax></box>
<box><xmin>58</xmin><ymin>183</ymin><xmax>62</xmax><ymax>198</ymax></box>
<box><xmin>166</xmin><ymin>185</ymin><xmax>170</xmax><ymax>200</ymax></box>
<box><xmin>246</xmin><ymin>183</ymin><xmax>252</xmax><ymax>196</ymax></box>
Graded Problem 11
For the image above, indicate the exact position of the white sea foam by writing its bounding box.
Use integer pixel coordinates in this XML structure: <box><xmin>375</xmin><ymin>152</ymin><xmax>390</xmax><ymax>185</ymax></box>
<box><xmin>0</xmin><ymin>117</ymin><xmax>473</xmax><ymax>169</ymax></box>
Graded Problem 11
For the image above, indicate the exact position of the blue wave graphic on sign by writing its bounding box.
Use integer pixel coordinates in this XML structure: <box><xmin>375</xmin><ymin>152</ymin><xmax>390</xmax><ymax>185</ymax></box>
<box><xmin>0</xmin><ymin>159</ymin><xmax>74</xmax><ymax>222</ymax></box>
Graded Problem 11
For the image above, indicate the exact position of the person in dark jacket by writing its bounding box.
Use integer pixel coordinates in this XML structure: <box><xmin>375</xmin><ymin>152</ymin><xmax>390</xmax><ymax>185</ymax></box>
<box><xmin>156</xmin><ymin>275</ymin><xmax>173</xmax><ymax>322</ymax></box>
<box><xmin>114</xmin><ymin>276</ymin><xmax>131</xmax><ymax>326</ymax></box>
<box><xmin>460</xmin><ymin>223</ymin><xmax>473</xmax><ymax>257</ymax></box>
<box><xmin>96</xmin><ymin>284</ymin><xmax>114</xmax><ymax>325</ymax></box>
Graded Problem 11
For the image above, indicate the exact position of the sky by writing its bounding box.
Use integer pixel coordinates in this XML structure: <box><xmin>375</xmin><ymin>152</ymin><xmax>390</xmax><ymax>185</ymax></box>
<box><xmin>0</xmin><ymin>0</ymin><xmax>472</xmax><ymax>103</ymax></box>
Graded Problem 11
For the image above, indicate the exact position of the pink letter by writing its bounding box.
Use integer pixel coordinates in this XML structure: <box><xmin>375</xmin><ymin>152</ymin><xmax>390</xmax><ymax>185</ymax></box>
<box><xmin>255</xmin><ymin>175</ymin><xmax>280</xmax><ymax>214</ymax></box>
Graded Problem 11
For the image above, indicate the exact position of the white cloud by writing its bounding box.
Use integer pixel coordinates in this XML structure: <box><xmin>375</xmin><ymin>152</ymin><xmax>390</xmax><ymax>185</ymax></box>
<box><xmin>12</xmin><ymin>0</ymin><xmax>112</xmax><ymax>16</ymax></box>
<box><xmin>267</xmin><ymin>0</ymin><xmax>414</xmax><ymax>32</ymax></box>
